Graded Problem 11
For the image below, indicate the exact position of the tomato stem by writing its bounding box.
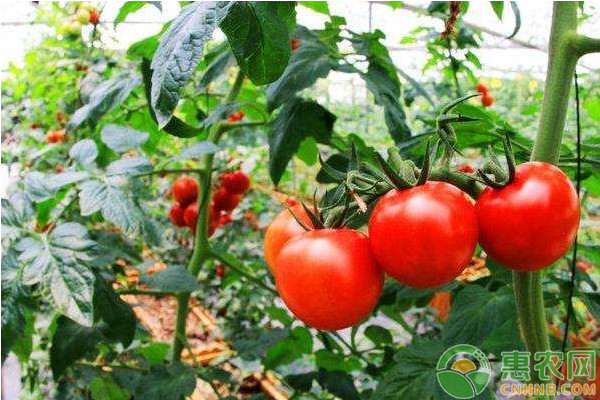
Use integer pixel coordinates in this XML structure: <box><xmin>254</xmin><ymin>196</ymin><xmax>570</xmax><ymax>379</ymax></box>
<box><xmin>511</xmin><ymin>2</ymin><xmax>599</xmax><ymax>381</ymax></box>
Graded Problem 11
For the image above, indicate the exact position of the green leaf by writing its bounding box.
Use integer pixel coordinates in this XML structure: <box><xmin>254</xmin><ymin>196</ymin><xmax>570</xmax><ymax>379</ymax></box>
<box><xmin>134</xmin><ymin>363</ymin><xmax>196</xmax><ymax>400</ymax></box>
<box><xmin>24</xmin><ymin>172</ymin><xmax>56</xmax><ymax>203</ymax></box>
<box><xmin>68</xmin><ymin>76</ymin><xmax>142</xmax><ymax>131</ymax></box>
<box><xmin>141</xmin><ymin>58</ymin><xmax>205</xmax><ymax>138</ymax></box>
<box><xmin>139</xmin><ymin>265</ymin><xmax>200</xmax><ymax>293</ymax></box>
<box><xmin>79</xmin><ymin>179</ymin><xmax>144</xmax><ymax>235</ymax></box>
<box><xmin>286</xmin><ymin>372</ymin><xmax>316</xmax><ymax>392</ymax></box>
<box><xmin>106</xmin><ymin>157</ymin><xmax>153</xmax><ymax>176</ymax></box>
<box><xmin>50</xmin><ymin>316</ymin><xmax>102</xmax><ymax>378</ymax></box>
<box><xmin>220</xmin><ymin>2</ymin><xmax>296</xmax><ymax>85</ymax></box>
<box><xmin>507</xmin><ymin>2</ymin><xmax>521</xmax><ymax>39</ymax></box>
<box><xmin>1</xmin><ymin>193</ymin><xmax>34</xmax><ymax>240</ymax></box>
<box><xmin>269</xmin><ymin>97</ymin><xmax>335</xmax><ymax>184</ymax></box>
<box><xmin>150</xmin><ymin>2</ymin><xmax>225</xmax><ymax>127</ymax></box>
<box><xmin>296</xmin><ymin>137</ymin><xmax>319</xmax><ymax>166</ymax></box>
<box><xmin>299</xmin><ymin>1</ymin><xmax>330</xmax><ymax>14</ymax></box>
<box><xmin>1</xmin><ymin>282</ymin><xmax>27</xmax><ymax>362</ymax></box>
<box><xmin>101</xmin><ymin>125</ymin><xmax>149</xmax><ymax>153</ymax></box>
<box><xmin>315</xmin><ymin>349</ymin><xmax>360</xmax><ymax>372</ymax></box>
<box><xmin>94</xmin><ymin>277</ymin><xmax>136</xmax><ymax>346</ymax></box>
<box><xmin>136</xmin><ymin>343</ymin><xmax>170</xmax><ymax>365</ymax></box>
<box><xmin>371</xmin><ymin>340</ymin><xmax>451</xmax><ymax>400</ymax></box>
<box><xmin>351</xmin><ymin>31</ymin><xmax>411</xmax><ymax>141</ymax></box>
<box><xmin>233</xmin><ymin>328</ymin><xmax>288</xmax><ymax>361</ymax></box>
<box><xmin>198</xmin><ymin>48</ymin><xmax>233</xmax><ymax>91</ymax></box>
<box><xmin>70</xmin><ymin>139</ymin><xmax>99</xmax><ymax>165</ymax></box>
<box><xmin>266</xmin><ymin>26</ymin><xmax>337</xmax><ymax>111</ymax></box>
<box><xmin>443</xmin><ymin>285</ymin><xmax>521</xmax><ymax>353</ymax></box>
<box><xmin>12</xmin><ymin>307</ymin><xmax>34</xmax><ymax>363</ymax></box>
<box><xmin>175</xmin><ymin>141</ymin><xmax>220</xmax><ymax>161</ymax></box>
<box><xmin>264</xmin><ymin>326</ymin><xmax>313</xmax><ymax>369</ymax></box>
<box><xmin>16</xmin><ymin>223</ymin><xmax>96</xmax><ymax>326</ymax></box>
<box><xmin>114</xmin><ymin>1</ymin><xmax>161</xmax><ymax>26</ymax></box>
<box><xmin>490</xmin><ymin>1</ymin><xmax>504</xmax><ymax>20</ymax></box>
<box><xmin>317</xmin><ymin>370</ymin><xmax>359</xmax><ymax>400</ymax></box>
<box><xmin>580</xmin><ymin>292</ymin><xmax>600</xmax><ymax>322</ymax></box>
<box><xmin>90</xmin><ymin>375</ymin><xmax>131</xmax><ymax>400</ymax></box>
<box><xmin>364</xmin><ymin>325</ymin><xmax>393</xmax><ymax>346</ymax></box>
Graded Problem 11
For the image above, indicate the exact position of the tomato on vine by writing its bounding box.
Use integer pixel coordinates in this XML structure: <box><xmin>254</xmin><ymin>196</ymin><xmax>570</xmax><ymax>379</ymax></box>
<box><xmin>264</xmin><ymin>204</ymin><xmax>313</xmax><ymax>272</ymax></box>
<box><xmin>476</xmin><ymin>162</ymin><xmax>580</xmax><ymax>271</ymax></box>
<box><xmin>169</xmin><ymin>202</ymin><xmax>186</xmax><ymax>227</ymax></box>
<box><xmin>481</xmin><ymin>92</ymin><xmax>494</xmax><ymax>107</ymax></box>
<box><xmin>172</xmin><ymin>176</ymin><xmax>198</xmax><ymax>206</ymax></box>
<box><xmin>212</xmin><ymin>187</ymin><xmax>240</xmax><ymax>213</ymax></box>
<box><xmin>221</xmin><ymin>170</ymin><xmax>250</xmax><ymax>194</ymax></box>
<box><xmin>183</xmin><ymin>202</ymin><xmax>198</xmax><ymax>229</ymax></box>
<box><xmin>475</xmin><ymin>83</ymin><xmax>488</xmax><ymax>93</ymax></box>
<box><xmin>274</xmin><ymin>228</ymin><xmax>383</xmax><ymax>330</ymax></box>
<box><xmin>368</xmin><ymin>181</ymin><xmax>478</xmax><ymax>288</ymax></box>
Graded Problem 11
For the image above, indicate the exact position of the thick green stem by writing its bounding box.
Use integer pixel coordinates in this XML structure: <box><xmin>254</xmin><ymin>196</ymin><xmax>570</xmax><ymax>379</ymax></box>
<box><xmin>513</xmin><ymin>2</ymin><xmax>582</xmax><ymax>381</ymax></box>
<box><xmin>171</xmin><ymin>71</ymin><xmax>245</xmax><ymax>362</ymax></box>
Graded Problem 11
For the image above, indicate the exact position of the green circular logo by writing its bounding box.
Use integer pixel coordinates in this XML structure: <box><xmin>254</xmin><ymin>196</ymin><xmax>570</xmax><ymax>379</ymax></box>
<box><xmin>436</xmin><ymin>344</ymin><xmax>491</xmax><ymax>399</ymax></box>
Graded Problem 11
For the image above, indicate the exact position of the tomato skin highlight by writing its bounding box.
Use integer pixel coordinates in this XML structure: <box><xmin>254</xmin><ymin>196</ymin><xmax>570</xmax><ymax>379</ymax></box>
<box><xmin>172</xmin><ymin>176</ymin><xmax>198</xmax><ymax>206</ymax></box>
<box><xmin>263</xmin><ymin>204</ymin><xmax>312</xmax><ymax>273</ymax></box>
<box><xmin>368</xmin><ymin>181</ymin><xmax>478</xmax><ymax>288</ymax></box>
<box><xmin>476</xmin><ymin>162</ymin><xmax>580</xmax><ymax>271</ymax></box>
<box><xmin>274</xmin><ymin>229</ymin><xmax>383</xmax><ymax>330</ymax></box>
<box><xmin>169</xmin><ymin>202</ymin><xmax>186</xmax><ymax>227</ymax></box>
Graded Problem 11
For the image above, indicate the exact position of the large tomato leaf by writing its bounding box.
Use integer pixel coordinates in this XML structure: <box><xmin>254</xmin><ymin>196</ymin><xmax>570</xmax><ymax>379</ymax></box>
<box><xmin>220</xmin><ymin>2</ymin><xmax>296</xmax><ymax>85</ymax></box>
<box><xmin>90</xmin><ymin>375</ymin><xmax>131</xmax><ymax>400</ymax></box>
<box><xmin>351</xmin><ymin>30</ymin><xmax>411</xmax><ymax>142</ymax></box>
<box><xmin>443</xmin><ymin>285</ymin><xmax>522</xmax><ymax>354</ymax></box>
<box><xmin>266</xmin><ymin>26</ymin><xmax>339</xmax><ymax>112</ymax></box>
<box><xmin>150</xmin><ymin>2</ymin><xmax>226</xmax><ymax>127</ymax></box>
<box><xmin>139</xmin><ymin>265</ymin><xmax>200</xmax><ymax>293</ymax></box>
<box><xmin>14</xmin><ymin>223</ymin><xmax>96</xmax><ymax>326</ymax></box>
<box><xmin>263</xmin><ymin>326</ymin><xmax>313</xmax><ymax>369</ymax></box>
<box><xmin>133</xmin><ymin>363</ymin><xmax>196</xmax><ymax>400</ymax></box>
<box><xmin>268</xmin><ymin>97</ymin><xmax>336</xmax><ymax>185</ymax></box>
<box><xmin>1</xmin><ymin>192</ymin><xmax>34</xmax><ymax>240</ymax></box>
<box><xmin>93</xmin><ymin>277</ymin><xmax>136</xmax><ymax>346</ymax></box>
<box><xmin>69</xmin><ymin>139</ymin><xmax>99</xmax><ymax>166</ymax></box>
<box><xmin>1</xmin><ymin>274</ymin><xmax>28</xmax><ymax>362</ymax></box>
<box><xmin>68</xmin><ymin>75</ymin><xmax>142</xmax><ymax>131</ymax></box>
<box><xmin>50</xmin><ymin>315</ymin><xmax>103</xmax><ymax>378</ymax></box>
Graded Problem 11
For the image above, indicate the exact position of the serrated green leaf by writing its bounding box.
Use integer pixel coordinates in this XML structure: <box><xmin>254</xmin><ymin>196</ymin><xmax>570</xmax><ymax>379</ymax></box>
<box><xmin>264</xmin><ymin>326</ymin><xmax>313</xmax><ymax>369</ymax></box>
<box><xmin>107</xmin><ymin>157</ymin><xmax>153</xmax><ymax>175</ymax></box>
<box><xmin>176</xmin><ymin>141</ymin><xmax>220</xmax><ymax>161</ymax></box>
<box><xmin>94</xmin><ymin>277</ymin><xmax>136</xmax><ymax>346</ymax></box>
<box><xmin>68</xmin><ymin>76</ymin><xmax>142</xmax><ymax>131</ymax></box>
<box><xmin>364</xmin><ymin>325</ymin><xmax>393</xmax><ymax>346</ymax></box>
<box><xmin>50</xmin><ymin>316</ymin><xmax>102</xmax><ymax>378</ymax></box>
<box><xmin>90</xmin><ymin>375</ymin><xmax>130</xmax><ymax>400</ymax></box>
<box><xmin>317</xmin><ymin>370</ymin><xmax>359</xmax><ymax>400</ymax></box>
<box><xmin>151</xmin><ymin>2</ymin><xmax>226</xmax><ymax>127</ymax></box>
<box><xmin>101</xmin><ymin>125</ymin><xmax>149</xmax><ymax>153</ymax></box>
<box><xmin>133</xmin><ymin>363</ymin><xmax>196</xmax><ymax>400</ymax></box>
<box><xmin>220</xmin><ymin>2</ymin><xmax>296</xmax><ymax>85</ymax></box>
<box><xmin>1</xmin><ymin>282</ymin><xmax>27</xmax><ymax>362</ymax></box>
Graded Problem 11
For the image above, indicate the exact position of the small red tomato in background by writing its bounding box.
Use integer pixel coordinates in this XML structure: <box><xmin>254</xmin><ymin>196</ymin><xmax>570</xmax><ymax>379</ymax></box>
<box><xmin>429</xmin><ymin>292</ymin><xmax>452</xmax><ymax>322</ymax></box>
<box><xmin>475</xmin><ymin>83</ymin><xmax>488</xmax><ymax>93</ymax></box>
<box><xmin>169</xmin><ymin>202</ymin><xmax>186</xmax><ymax>227</ymax></box>
<box><xmin>30</xmin><ymin>122</ymin><xmax>41</xmax><ymax>129</ymax></box>
<box><xmin>55</xmin><ymin>165</ymin><xmax>63</xmax><ymax>173</ymax></box>
<box><xmin>481</xmin><ymin>93</ymin><xmax>494</xmax><ymax>107</ymax></box>
<box><xmin>458</xmin><ymin>163</ymin><xmax>475</xmax><ymax>173</ymax></box>
<box><xmin>369</xmin><ymin>181</ymin><xmax>478</xmax><ymax>288</ymax></box>
<box><xmin>264</xmin><ymin>204</ymin><xmax>313</xmax><ymax>273</ymax></box>
<box><xmin>183</xmin><ymin>202</ymin><xmax>198</xmax><ymax>229</ymax></box>
<box><xmin>221</xmin><ymin>170</ymin><xmax>250</xmax><ymax>194</ymax></box>
<box><xmin>274</xmin><ymin>229</ymin><xmax>383</xmax><ymax>330</ymax></box>
<box><xmin>290</xmin><ymin>38</ymin><xmax>300</xmax><ymax>51</ymax></box>
<box><xmin>476</xmin><ymin>162</ymin><xmax>580</xmax><ymax>271</ymax></box>
<box><xmin>212</xmin><ymin>187</ymin><xmax>240</xmax><ymax>213</ymax></box>
<box><xmin>216</xmin><ymin>264</ymin><xmax>225</xmax><ymax>279</ymax></box>
<box><xmin>172</xmin><ymin>176</ymin><xmax>198</xmax><ymax>206</ymax></box>
<box><xmin>46</xmin><ymin>129</ymin><xmax>66</xmax><ymax>143</ymax></box>
<box><xmin>88</xmin><ymin>9</ymin><xmax>100</xmax><ymax>25</ymax></box>
<box><xmin>227</xmin><ymin>111</ymin><xmax>245</xmax><ymax>123</ymax></box>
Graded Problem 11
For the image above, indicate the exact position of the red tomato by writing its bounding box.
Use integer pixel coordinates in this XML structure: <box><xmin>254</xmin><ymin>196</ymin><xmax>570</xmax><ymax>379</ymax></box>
<box><xmin>369</xmin><ymin>181</ymin><xmax>478</xmax><ymax>288</ymax></box>
<box><xmin>169</xmin><ymin>202</ymin><xmax>186</xmax><ymax>227</ymax></box>
<box><xmin>227</xmin><ymin>111</ymin><xmax>245</xmax><ymax>123</ymax></box>
<box><xmin>46</xmin><ymin>129</ymin><xmax>66</xmax><ymax>143</ymax></box>
<box><xmin>221</xmin><ymin>170</ymin><xmax>250</xmax><ymax>194</ymax></box>
<box><xmin>172</xmin><ymin>176</ymin><xmax>198</xmax><ymax>206</ymax></box>
<box><xmin>55</xmin><ymin>165</ymin><xmax>63</xmax><ymax>173</ymax></box>
<box><xmin>476</xmin><ymin>162</ymin><xmax>580</xmax><ymax>271</ymax></box>
<box><xmin>290</xmin><ymin>38</ymin><xmax>300</xmax><ymax>51</ymax></box>
<box><xmin>264</xmin><ymin>204</ymin><xmax>313</xmax><ymax>273</ymax></box>
<box><xmin>274</xmin><ymin>229</ymin><xmax>383</xmax><ymax>330</ymax></box>
<box><xmin>183</xmin><ymin>202</ymin><xmax>198</xmax><ymax>229</ymax></box>
<box><xmin>481</xmin><ymin>93</ymin><xmax>494</xmax><ymax>107</ymax></box>
<box><xmin>475</xmin><ymin>83</ymin><xmax>488</xmax><ymax>93</ymax></box>
<box><xmin>458</xmin><ymin>163</ymin><xmax>475</xmax><ymax>173</ymax></box>
<box><xmin>216</xmin><ymin>264</ymin><xmax>225</xmax><ymax>279</ymax></box>
<box><xmin>212</xmin><ymin>187</ymin><xmax>240</xmax><ymax>213</ymax></box>
<box><xmin>88</xmin><ymin>9</ymin><xmax>100</xmax><ymax>25</ymax></box>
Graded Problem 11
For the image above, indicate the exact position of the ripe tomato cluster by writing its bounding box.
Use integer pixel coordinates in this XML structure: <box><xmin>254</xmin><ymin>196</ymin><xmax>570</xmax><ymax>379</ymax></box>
<box><xmin>168</xmin><ymin>169</ymin><xmax>250</xmax><ymax>237</ymax></box>
<box><xmin>264</xmin><ymin>161</ymin><xmax>580</xmax><ymax>330</ymax></box>
<box><xmin>476</xmin><ymin>82</ymin><xmax>495</xmax><ymax>107</ymax></box>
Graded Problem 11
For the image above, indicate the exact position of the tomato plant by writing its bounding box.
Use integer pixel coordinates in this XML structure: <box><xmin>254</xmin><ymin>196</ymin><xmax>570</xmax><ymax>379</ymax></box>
<box><xmin>1</xmin><ymin>2</ymin><xmax>599</xmax><ymax>399</ymax></box>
